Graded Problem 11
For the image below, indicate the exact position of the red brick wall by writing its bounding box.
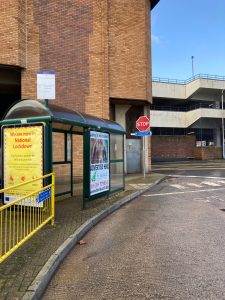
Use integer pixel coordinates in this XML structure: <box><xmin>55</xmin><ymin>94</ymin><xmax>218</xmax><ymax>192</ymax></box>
<box><xmin>85</xmin><ymin>1</ymin><xmax>109</xmax><ymax>119</ymax></box>
<box><xmin>32</xmin><ymin>0</ymin><xmax>93</xmax><ymax>112</ymax></box>
<box><xmin>146</xmin><ymin>0</ymin><xmax>152</xmax><ymax>102</ymax></box>
<box><xmin>0</xmin><ymin>0</ymin><xmax>26</xmax><ymax>67</ymax></box>
<box><xmin>21</xmin><ymin>0</ymin><xmax>110</xmax><ymax>119</ymax></box>
<box><xmin>194</xmin><ymin>147</ymin><xmax>222</xmax><ymax>160</ymax></box>
<box><xmin>1</xmin><ymin>0</ymin><xmax>154</xmax><ymax>111</ymax></box>
<box><xmin>21</xmin><ymin>0</ymin><xmax>40</xmax><ymax>99</ymax></box>
<box><xmin>0</xmin><ymin>0</ymin><xmax>151</xmax><ymax>112</ymax></box>
<box><xmin>7</xmin><ymin>0</ymin><xmax>153</xmax><ymax>117</ymax></box>
<box><xmin>108</xmin><ymin>0</ymin><xmax>152</xmax><ymax>102</ymax></box>
<box><xmin>151</xmin><ymin>136</ymin><xmax>196</xmax><ymax>161</ymax></box>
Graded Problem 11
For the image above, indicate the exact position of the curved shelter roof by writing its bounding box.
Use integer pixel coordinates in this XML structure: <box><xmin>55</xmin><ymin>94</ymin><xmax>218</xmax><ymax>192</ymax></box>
<box><xmin>1</xmin><ymin>100</ymin><xmax>125</xmax><ymax>134</ymax></box>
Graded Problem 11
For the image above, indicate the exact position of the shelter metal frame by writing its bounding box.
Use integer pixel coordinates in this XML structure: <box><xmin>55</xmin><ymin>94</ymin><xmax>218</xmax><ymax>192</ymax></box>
<box><xmin>0</xmin><ymin>100</ymin><xmax>125</xmax><ymax>208</ymax></box>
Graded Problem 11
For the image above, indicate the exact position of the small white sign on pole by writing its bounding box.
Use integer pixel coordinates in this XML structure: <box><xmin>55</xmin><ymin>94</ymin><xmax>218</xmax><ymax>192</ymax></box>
<box><xmin>37</xmin><ymin>71</ymin><xmax>55</xmax><ymax>100</ymax></box>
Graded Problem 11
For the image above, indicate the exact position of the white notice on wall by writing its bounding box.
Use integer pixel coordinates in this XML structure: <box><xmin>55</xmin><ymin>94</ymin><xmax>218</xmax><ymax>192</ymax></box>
<box><xmin>37</xmin><ymin>71</ymin><xmax>55</xmax><ymax>100</ymax></box>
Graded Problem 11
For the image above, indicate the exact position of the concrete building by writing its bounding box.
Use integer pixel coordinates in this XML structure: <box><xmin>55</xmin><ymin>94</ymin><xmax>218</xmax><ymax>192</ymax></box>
<box><xmin>0</xmin><ymin>0</ymin><xmax>159</xmax><ymax>174</ymax></box>
<box><xmin>151</xmin><ymin>74</ymin><xmax>225</xmax><ymax>161</ymax></box>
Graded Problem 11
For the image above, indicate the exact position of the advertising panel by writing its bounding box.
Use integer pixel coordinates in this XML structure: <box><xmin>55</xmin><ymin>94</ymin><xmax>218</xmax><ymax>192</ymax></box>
<box><xmin>3</xmin><ymin>125</ymin><xmax>44</xmax><ymax>206</ymax></box>
<box><xmin>90</xmin><ymin>131</ymin><xmax>109</xmax><ymax>196</ymax></box>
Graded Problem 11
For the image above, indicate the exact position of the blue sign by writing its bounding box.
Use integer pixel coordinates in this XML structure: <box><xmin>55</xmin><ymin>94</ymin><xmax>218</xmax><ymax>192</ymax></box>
<box><xmin>131</xmin><ymin>131</ymin><xmax>152</xmax><ymax>136</ymax></box>
<box><xmin>37</xmin><ymin>71</ymin><xmax>55</xmax><ymax>75</ymax></box>
<box><xmin>37</xmin><ymin>189</ymin><xmax>51</xmax><ymax>203</ymax></box>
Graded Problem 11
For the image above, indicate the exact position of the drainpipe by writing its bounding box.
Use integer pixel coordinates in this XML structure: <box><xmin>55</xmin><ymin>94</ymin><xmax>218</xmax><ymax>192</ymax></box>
<box><xmin>222</xmin><ymin>90</ymin><xmax>225</xmax><ymax>158</ymax></box>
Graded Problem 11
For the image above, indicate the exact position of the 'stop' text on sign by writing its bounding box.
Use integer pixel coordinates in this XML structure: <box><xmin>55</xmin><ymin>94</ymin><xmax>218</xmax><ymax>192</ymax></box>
<box><xmin>136</xmin><ymin>116</ymin><xmax>150</xmax><ymax>132</ymax></box>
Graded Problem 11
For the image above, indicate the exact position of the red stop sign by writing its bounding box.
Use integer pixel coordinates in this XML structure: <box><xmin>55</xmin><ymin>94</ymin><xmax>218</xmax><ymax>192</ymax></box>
<box><xmin>136</xmin><ymin>116</ymin><xmax>150</xmax><ymax>131</ymax></box>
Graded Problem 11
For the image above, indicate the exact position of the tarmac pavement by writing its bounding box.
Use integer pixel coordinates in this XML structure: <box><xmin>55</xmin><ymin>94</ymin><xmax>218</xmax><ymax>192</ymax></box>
<box><xmin>0</xmin><ymin>173</ymin><xmax>165</xmax><ymax>300</ymax></box>
<box><xmin>152</xmin><ymin>159</ymin><xmax>225</xmax><ymax>177</ymax></box>
<box><xmin>42</xmin><ymin>175</ymin><xmax>225</xmax><ymax>300</ymax></box>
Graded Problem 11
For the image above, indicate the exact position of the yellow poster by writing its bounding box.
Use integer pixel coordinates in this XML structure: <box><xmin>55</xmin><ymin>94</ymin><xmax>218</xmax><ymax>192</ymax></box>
<box><xmin>3</xmin><ymin>125</ymin><xmax>43</xmax><ymax>205</ymax></box>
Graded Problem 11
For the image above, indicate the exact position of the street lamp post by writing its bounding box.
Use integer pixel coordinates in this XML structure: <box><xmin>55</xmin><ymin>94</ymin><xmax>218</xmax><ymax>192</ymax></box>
<box><xmin>191</xmin><ymin>56</ymin><xmax>194</xmax><ymax>77</ymax></box>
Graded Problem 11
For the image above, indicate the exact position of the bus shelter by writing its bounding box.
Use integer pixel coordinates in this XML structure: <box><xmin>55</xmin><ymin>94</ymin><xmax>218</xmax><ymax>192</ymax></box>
<box><xmin>0</xmin><ymin>100</ymin><xmax>125</xmax><ymax>208</ymax></box>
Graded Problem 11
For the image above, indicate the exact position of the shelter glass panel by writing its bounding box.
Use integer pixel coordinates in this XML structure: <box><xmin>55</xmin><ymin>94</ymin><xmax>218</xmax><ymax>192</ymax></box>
<box><xmin>53</xmin><ymin>164</ymin><xmax>71</xmax><ymax>195</ymax></box>
<box><xmin>110</xmin><ymin>162</ymin><xmax>123</xmax><ymax>192</ymax></box>
<box><xmin>110</xmin><ymin>134</ymin><xmax>123</xmax><ymax>160</ymax></box>
<box><xmin>67</xmin><ymin>134</ymin><xmax>72</xmax><ymax>161</ymax></box>
<box><xmin>72</xmin><ymin>135</ymin><xmax>83</xmax><ymax>180</ymax></box>
<box><xmin>53</xmin><ymin>132</ymin><xmax>65</xmax><ymax>162</ymax></box>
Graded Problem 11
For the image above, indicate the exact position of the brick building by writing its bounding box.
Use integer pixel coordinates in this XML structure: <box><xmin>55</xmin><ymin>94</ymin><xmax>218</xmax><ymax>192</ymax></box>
<box><xmin>0</xmin><ymin>0</ymin><xmax>159</xmax><ymax>173</ymax></box>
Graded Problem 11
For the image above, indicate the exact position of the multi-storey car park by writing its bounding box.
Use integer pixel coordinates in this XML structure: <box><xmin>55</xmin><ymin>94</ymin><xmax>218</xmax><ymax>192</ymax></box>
<box><xmin>151</xmin><ymin>74</ymin><xmax>225</xmax><ymax>161</ymax></box>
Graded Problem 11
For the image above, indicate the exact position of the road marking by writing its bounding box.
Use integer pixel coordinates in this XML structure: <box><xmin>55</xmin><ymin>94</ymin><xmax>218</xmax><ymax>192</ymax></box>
<box><xmin>186</xmin><ymin>183</ymin><xmax>203</xmax><ymax>188</ymax></box>
<box><xmin>217</xmin><ymin>180</ymin><xmax>225</xmax><ymax>184</ymax></box>
<box><xmin>169</xmin><ymin>184</ymin><xmax>185</xmax><ymax>189</ymax></box>
<box><xmin>153</xmin><ymin>163</ymin><xmax>225</xmax><ymax>167</ymax></box>
<box><xmin>201</xmin><ymin>181</ymin><xmax>221</xmax><ymax>187</ymax></box>
<box><xmin>143</xmin><ymin>187</ymin><xmax>225</xmax><ymax>197</ymax></box>
<box><xmin>152</xmin><ymin>167</ymin><xmax>225</xmax><ymax>171</ymax></box>
<box><xmin>166</xmin><ymin>175</ymin><xmax>225</xmax><ymax>180</ymax></box>
<box><xmin>195</xmin><ymin>199</ymin><xmax>211</xmax><ymax>203</ymax></box>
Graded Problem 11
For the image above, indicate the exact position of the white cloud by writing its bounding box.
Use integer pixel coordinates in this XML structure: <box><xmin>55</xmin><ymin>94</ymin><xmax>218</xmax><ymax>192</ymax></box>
<box><xmin>151</xmin><ymin>34</ymin><xmax>161</xmax><ymax>44</ymax></box>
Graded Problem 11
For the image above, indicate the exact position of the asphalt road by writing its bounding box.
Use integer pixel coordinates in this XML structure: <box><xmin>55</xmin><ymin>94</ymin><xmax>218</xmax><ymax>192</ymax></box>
<box><xmin>43</xmin><ymin>175</ymin><xmax>225</xmax><ymax>300</ymax></box>
<box><xmin>152</xmin><ymin>159</ymin><xmax>225</xmax><ymax>177</ymax></box>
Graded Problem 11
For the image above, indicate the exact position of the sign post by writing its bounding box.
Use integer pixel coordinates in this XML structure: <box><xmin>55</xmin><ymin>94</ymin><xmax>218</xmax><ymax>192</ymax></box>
<box><xmin>135</xmin><ymin>116</ymin><xmax>150</xmax><ymax>179</ymax></box>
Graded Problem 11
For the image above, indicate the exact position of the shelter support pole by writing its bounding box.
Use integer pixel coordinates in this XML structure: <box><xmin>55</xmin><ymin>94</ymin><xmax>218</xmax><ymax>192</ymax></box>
<box><xmin>123</xmin><ymin>134</ymin><xmax>125</xmax><ymax>190</ymax></box>
<box><xmin>70</xmin><ymin>133</ymin><xmax>74</xmax><ymax>196</ymax></box>
<box><xmin>46</xmin><ymin>123</ymin><xmax>53</xmax><ymax>175</ymax></box>
<box><xmin>83</xmin><ymin>129</ymin><xmax>90</xmax><ymax>209</ymax></box>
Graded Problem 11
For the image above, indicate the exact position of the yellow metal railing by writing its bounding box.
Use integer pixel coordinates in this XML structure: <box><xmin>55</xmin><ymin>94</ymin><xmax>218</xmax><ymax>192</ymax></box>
<box><xmin>0</xmin><ymin>173</ymin><xmax>55</xmax><ymax>263</ymax></box>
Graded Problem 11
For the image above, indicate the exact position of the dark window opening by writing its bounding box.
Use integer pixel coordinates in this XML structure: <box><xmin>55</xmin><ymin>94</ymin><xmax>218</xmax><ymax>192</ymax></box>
<box><xmin>152</xmin><ymin>127</ymin><xmax>214</xmax><ymax>145</ymax></box>
<box><xmin>0</xmin><ymin>67</ymin><xmax>21</xmax><ymax>120</ymax></box>
<box><xmin>126</xmin><ymin>106</ymin><xmax>144</xmax><ymax>138</ymax></box>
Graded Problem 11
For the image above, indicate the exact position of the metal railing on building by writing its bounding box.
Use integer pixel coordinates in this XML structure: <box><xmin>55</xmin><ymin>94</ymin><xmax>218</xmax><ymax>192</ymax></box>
<box><xmin>152</xmin><ymin>74</ymin><xmax>225</xmax><ymax>85</ymax></box>
<box><xmin>0</xmin><ymin>173</ymin><xmax>55</xmax><ymax>263</ymax></box>
<box><xmin>150</xmin><ymin>103</ymin><xmax>221</xmax><ymax>112</ymax></box>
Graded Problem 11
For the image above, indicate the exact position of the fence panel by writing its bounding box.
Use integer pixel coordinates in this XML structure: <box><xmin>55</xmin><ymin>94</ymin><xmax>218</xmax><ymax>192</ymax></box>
<box><xmin>0</xmin><ymin>173</ymin><xmax>55</xmax><ymax>263</ymax></box>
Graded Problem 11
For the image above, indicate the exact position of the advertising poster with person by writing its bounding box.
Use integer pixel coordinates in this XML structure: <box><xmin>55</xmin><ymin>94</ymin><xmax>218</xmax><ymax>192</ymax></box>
<box><xmin>3</xmin><ymin>125</ymin><xmax>44</xmax><ymax>206</ymax></box>
<box><xmin>90</xmin><ymin>131</ymin><xmax>109</xmax><ymax>196</ymax></box>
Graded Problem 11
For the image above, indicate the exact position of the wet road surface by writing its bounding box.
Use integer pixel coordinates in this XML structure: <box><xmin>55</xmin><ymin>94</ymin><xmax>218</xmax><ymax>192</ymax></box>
<box><xmin>43</xmin><ymin>176</ymin><xmax>225</xmax><ymax>299</ymax></box>
<box><xmin>152</xmin><ymin>160</ymin><xmax>225</xmax><ymax>177</ymax></box>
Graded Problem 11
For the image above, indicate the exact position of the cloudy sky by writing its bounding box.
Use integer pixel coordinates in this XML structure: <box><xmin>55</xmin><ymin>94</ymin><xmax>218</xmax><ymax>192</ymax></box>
<box><xmin>151</xmin><ymin>0</ymin><xmax>225</xmax><ymax>80</ymax></box>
